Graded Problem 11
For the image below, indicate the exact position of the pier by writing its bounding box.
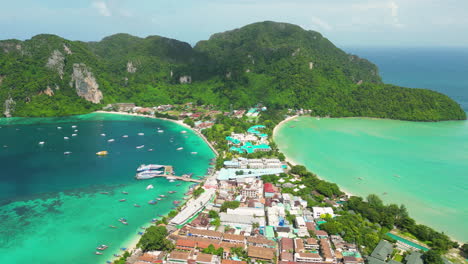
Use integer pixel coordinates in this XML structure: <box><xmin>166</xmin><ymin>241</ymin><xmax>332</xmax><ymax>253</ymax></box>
<box><xmin>154</xmin><ymin>166</ymin><xmax>202</xmax><ymax>183</ymax></box>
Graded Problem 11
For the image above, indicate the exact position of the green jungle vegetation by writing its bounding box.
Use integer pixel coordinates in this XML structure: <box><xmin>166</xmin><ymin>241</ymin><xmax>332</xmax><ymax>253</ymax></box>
<box><xmin>0</xmin><ymin>21</ymin><xmax>465</xmax><ymax>121</ymax></box>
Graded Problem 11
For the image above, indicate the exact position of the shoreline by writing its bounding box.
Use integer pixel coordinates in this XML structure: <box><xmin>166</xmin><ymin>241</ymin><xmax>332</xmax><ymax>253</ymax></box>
<box><xmin>273</xmin><ymin>115</ymin><xmax>357</xmax><ymax>198</ymax></box>
<box><xmin>272</xmin><ymin>114</ymin><xmax>465</xmax><ymax>246</ymax></box>
<box><xmin>94</xmin><ymin>111</ymin><xmax>219</xmax><ymax>157</ymax></box>
<box><xmin>93</xmin><ymin>111</ymin><xmax>217</xmax><ymax>263</ymax></box>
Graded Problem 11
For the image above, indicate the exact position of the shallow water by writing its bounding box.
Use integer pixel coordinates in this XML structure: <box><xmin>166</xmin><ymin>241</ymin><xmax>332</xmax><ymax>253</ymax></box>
<box><xmin>275</xmin><ymin>116</ymin><xmax>468</xmax><ymax>242</ymax></box>
<box><xmin>0</xmin><ymin>113</ymin><xmax>215</xmax><ymax>263</ymax></box>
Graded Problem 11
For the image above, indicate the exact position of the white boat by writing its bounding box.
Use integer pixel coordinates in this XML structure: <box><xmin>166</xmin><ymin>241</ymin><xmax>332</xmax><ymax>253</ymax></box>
<box><xmin>181</xmin><ymin>130</ymin><xmax>187</xmax><ymax>134</ymax></box>
<box><xmin>137</xmin><ymin>164</ymin><xmax>164</xmax><ymax>172</ymax></box>
<box><xmin>39</xmin><ymin>141</ymin><xmax>45</xmax><ymax>145</ymax></box>
<box><xmin>157</xmin><ymin>130</ymin><xmax>164</xmax><ymax>133</ymax></box>
<box><xmin>136</xmin><ymin>145</ymin><xmax>145</xmax><ymax>149</ymax></box>
<box><xmin>71</xmin><ymin>125</ymin><xmax>77</xmax><ymax>128</ymax></box>
<box><xmin>72</xmin><ymin>134</ymin><xmax>77</xmax><ymax>137</ymax></box>
<box><xmin>64</xmin><ymin>137</ymin><xmax>69</xmax><ymax>140</ymax></box>
<box><xmin>74</xmin><ymin>129</ymin><xmax>78</xmax><ymax>132</ymax></box>
<box><xmin>57</xmin><ymin>126</ymin><xmax>62</xmax><ymax>129</ymax></box>
<box><xmin>64</xmin><ymin>151</ymin><xmax>72</xmax><ymax>155</ymax></box>
<box><xmin>169</xmin><ymin>180</ymin><xmax>175</xmax><ymax>183</ymax></box>
<box><xmin>136</xmin><ymin>170</ymin><xmax>163</xmax><ymax>180</ymax></box>
<box><xmin>148</xmin><ymin>149</ymin><xmax>154</xmax><ymax>152</ymax></box>
<box><xmin>101</xmin><ymin>133</ymin><xmax>106</xmax><ymax>136</ymax></box>
<box><xmin>122</xmin><ymin>135</ymin><xmax>128</xmax><ymax>138</ymax></box>
<box><xmin>176</xmin><ymin>147</ymin><xmax>183</xmax><ymax>151</ymax></box>
<box><xmin>191</xmin><ymin>152</ymin><xmax>198</xmax><ymax>155</ymax></box>
<box><xmin>146</xmin><ymin>184</ymin><xmax>154</xmax><ymax>190</ymax></box>
<box><xmin>108</xmin><ymin>139</ymin><xmax>115</xmax><ymax>142</ymax></box>
<box><xmin>138</xmin><ymin>133</ymin><xmax>144</xmax><ymax>136</ymax></box>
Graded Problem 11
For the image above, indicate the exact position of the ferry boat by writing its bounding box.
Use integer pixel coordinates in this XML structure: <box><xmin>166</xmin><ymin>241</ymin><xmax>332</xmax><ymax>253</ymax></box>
<box><xmin>137</xmin><ymin>164</ymin><xmax>164</xmax><ymax>172</ymax></box>
<box><xmin>136</xmin><ymin>170</ymin><xmax>163</xmax><ymax>180</ymax></box>
<box><xmin>96</xmin><ymin>151</ymin><xmax>108</xmax><ymax>156</ymax></box>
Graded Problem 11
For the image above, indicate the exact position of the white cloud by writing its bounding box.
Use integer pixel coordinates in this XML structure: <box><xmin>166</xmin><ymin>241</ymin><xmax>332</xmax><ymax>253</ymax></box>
<box><xmin>92</xmin><ymin>1</ymin><xmax>111</xmax><ymax>17</ymax></box>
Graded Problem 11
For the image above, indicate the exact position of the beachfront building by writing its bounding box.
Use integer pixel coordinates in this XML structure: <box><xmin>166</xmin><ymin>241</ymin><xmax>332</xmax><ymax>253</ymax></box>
<box><xmin>224</xmin><ymin>158</ymin><xmax>284</xmax><ymax>170</ymax></box>
<box><xmin>217</xmin><ymin>168</ymin><xmax>284</xmax><ymax>181</ymax></box>
<box><xmin>170</xmin><ymin>189</ymin><xmax>215</xmax><ymax>226</ymax></box>
<box><xmin>312</xmin><ymin>206</ymin><xmax>335</xmax><ymax>218</ymax></box>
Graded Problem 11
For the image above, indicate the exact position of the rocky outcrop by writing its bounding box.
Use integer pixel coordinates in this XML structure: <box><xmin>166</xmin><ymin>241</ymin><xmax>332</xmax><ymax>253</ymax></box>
<box><xmin>127</xmin><ymin>61</ymin><xmax>137</xmax><ymax>73</ymax></box>
<box><xmin>46</xmin><ymin>50</ymin><xmax>65</xmax><ymax>79</ymax></box>
<box><xmin>0</xmin><ymin>75</ymin><xmax>4</xmax><ymax>86</ymax></box>
<box><xmin>63</xmin><ymin>44</ymin><xmax>72</xmax><ymax>55</ymax></box>
<box><xmin>3</xmin><ymin>97</ymin><xmax>15</xmax><ymax>117</ymax></box>
<box><xmin>292</xmin><ymin>48</ymin><xmax>300</xmax><ymax>56</ymax></box>
<box><xmin>179</xmin><ymin>75</ymin><xmax>192</xmax><ymax>84</ymax></box>
<box><xmin>309</xmin><ymin>62</ymin><xmax>314</xmax><ymax>70</ymax></box>
<box><xmin>70</xmin><ymin>63</ymin><xmax>103</xmax><ymax>103</ymax></box>
<box><xmin>40</xmin><ymin>86</ymin><xmax>55</xmax><ymax>96</ymax></box>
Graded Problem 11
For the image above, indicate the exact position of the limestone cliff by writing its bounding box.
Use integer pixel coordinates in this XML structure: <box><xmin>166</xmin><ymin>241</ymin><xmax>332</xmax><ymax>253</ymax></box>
<box><xmin>3</xmin><ymin>97</ymin><xmax>15</xmax><ymax>117</ymax></box>
<box><xmin>70</xmin><ymin>63</ymin><xmax>103</xmax><ymax>103</ymax></box>
<box><xmin>46</xmin><ymin>50</ymin><xmax>65</xmax><ymax>79</ymax></box>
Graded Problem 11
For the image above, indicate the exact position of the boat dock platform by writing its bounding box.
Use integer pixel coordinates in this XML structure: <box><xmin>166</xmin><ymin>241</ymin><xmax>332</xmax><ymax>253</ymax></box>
<box><xmin>158</xmin><ymin>166</ymin><xmax>202</xmax><ymax>183</ymax></box>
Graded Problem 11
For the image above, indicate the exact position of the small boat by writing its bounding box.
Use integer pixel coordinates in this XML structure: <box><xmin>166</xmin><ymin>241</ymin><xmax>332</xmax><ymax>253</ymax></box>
<box><xmin>121</xmin><ymin>191</ymin><xmax>128</xmax><ymax>195</ymax></box>
<box><xmin>383</xmin><ymin>192</ymin><xmax>388</xmax><ymax>195</ymax></box>
<box><xmin>113</xmin><ymin>254</ymin><xmax>121</xmax><ymax>257</ymax></box>
<box><xmin>95</xmin><ymin>251</ymin><xmax>103</xmax><ymax>255</ymax></box>
<box><xmin>38</xmin><ymin>141</ymin><xmax>45</xmax><ymax>145</ymax></box>
<box><xmin>181</xmin><ymin>130</ymin><xmax>187</xmax><ymax>134</ymax></box>
<box><xmin>74</xmin><ymin>129</ymin><xmax>78</xmax><ymax>132</ymax></box>
<box><xmin>148</xmin><ymin>149</ymin><xmax>154</xmax><ymax>152</ymax></box>
<box><xmin>97</xmin><ymin>245</ymin><xmax>108</xmax><ymax>251</ymax></box>
<box><xmin>151</xmin><ymin>219</ymin><xmax>157</xmax><ymax>223</ymax></box>
<box><xmin>122</xmin><ymin>222</ymin><xmax>128</xmax><ymax>225</ymax></box>
<box><xmin>168</xmin><ymin>191</ymin><xmax>176</xmax><ymax>194</ymax></box>
<box><xmin>140</xmin><ymin>227</ymin><xmax>146</xmax><ymax>229</ymax></box>
<box><xmin>138</xmin><ymin>133</ymin><xmax>144</xmax><ymax>136</ymax></box>
<box><xmin>120</xmin><ymin>248</ymin><xmax>127</xmax><ymax>251</ymax></box>
<box><xmin>138</xmin><ymin>232</ymin><xmax>143</xmax><ymax>235</ymax></box>
<box><xmin>148</xmin><ymin>200</ymin><xmax>157</xmax><ymax>205</ymax></box>
<box><xmin>64</xmin><ymin>137</ymin><xmax>69</xmax><ymax>140</ymax></box>
<box><xmin>393</xmin><ymin>174</ymin><xmax>400</xmax><ymax>178</ymax></box>
<box><xmin>136</xmin><ymin>145</ymin><xmax>145</xmax><ymax>149</ymax></box>
<box><xmin>64</xmin><ymin>151</ymin><xmax>72</xmax><ymax>155</ymax></box>
<box><xmin>357</xmin><ymin>177</ymin><xmax>363</xmax><ymax>180</ymax></box>
<box><xmin>122</xmin><ymin>135</ymin><xmax>128</xmax><ymax>138</ymax></box>
<box><xmin>96</xmin><ymin>151</ymin><xmax>108</xmax><ymax>156</ymax></box>
<box><xmin>159</xmin><ymin>195</ymin><xmax>166</xmax><ymax>198</ymax></box>
<box><xmin>176</xmin><ymin>147</ymin><xmax>183</xmax><ymax>151</ymax></box>
<box><xmin>100</xmin><ymin>192</ymin><xmax>109</xmax><ymax>195</ymax></box>
<box><xmin>156</xmin><ymin>198</ymin><xmax>162</xmax><ymax>201</ymax></box>
<box><xmin>57</xmin><ymin>126</ymin><xmax>62</xmax><ymax>129</ymax></box>
<box><xmin>72</xmin><ymin>134</ymin><xmax>77</xmax><ymax>137</ymax></box>
<box><xmin>101</xmin><ymin>133</ymin><xmax>106</xmax><ymax>136</ymax></box>
<box><xmin>134</xmin><ymin>204</ymin><xmax>141</xmax><ymax>207</ymax></box>
<box><xmin>146</xmin><ymin>184</ymin><xmax>154</xmax><ymax>190</ymax></box>
<box><xmin>109</xmin><ymin>225</ymin><xmax>117</xmax><ymax>228</ymax></box>
<box><xmin>157</xmin><ymin>214</ymin><xmax>164</xmax><ymax>217</ymax></box>
<box><xmin>72</xmin><ymin>125</ymin><xmax>77</xmax><ymax>128</ymax></box>
<box><xmin>191</xmin><ymin>152</ymin><xmax>198</xmax><ymax>155</ymax></box>
<box><xmin>176</xmin><ymin>183</ymin><xmax>182</xmax><ymax>186</ymax></box>
<box><xmin>290</xmin><ymin>125</ymin><xmax>296</xmax><ymax>128</ymax></box>
<box><xmin>107</xmin><ymin>139</ymin><xmax>115</xmax><ymax>142</ymax></box>
<box><xmin>169</xmin><ymin>179</ymin><xmax>175</xmax><ymax>183</ymax></box>
<box><xmin>119</xmin><ymin>199</ymin><xmax>126</xmax><ymax>202</ymax></box>
<box><xmin>173</xmin><ymin>200</ymin><xmax>181</xmax><ymax>205</ymax></box>
<box><xmin>157</xmin><ymin>130</ymin><xmax>164</xmax><ymax>133</ymax></box>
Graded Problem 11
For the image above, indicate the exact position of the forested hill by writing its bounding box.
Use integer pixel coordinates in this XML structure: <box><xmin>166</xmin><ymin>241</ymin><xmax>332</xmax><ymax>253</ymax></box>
<box><xmin>0</xmin><ymin>21</ymin><xmax>465</xmax><ymax>121</ymax></box>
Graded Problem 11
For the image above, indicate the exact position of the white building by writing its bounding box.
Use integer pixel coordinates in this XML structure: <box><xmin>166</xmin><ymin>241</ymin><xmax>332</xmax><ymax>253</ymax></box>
<box><xmin>312</xmin><ymin>207</ymin><xmax>335</xmax><ymax>219</ymax></box>
<box><xmin>227</xmin><ymin>207</ymin><xmax>265</xmax><ymax>217</ymax></box>
<box><xmin>220</xmin><ymin>213</ymin><xmax>265</xmax><ymax>228</ymax></box>
<box><xmin>267</xmin><ymin>205</ymin><xmax>286</xmax><ymax>226</ymax></box>
<box><xmin>295</xmin><ymin>252</ymin><xmax>323</xmax><ymax>263</ymax></box>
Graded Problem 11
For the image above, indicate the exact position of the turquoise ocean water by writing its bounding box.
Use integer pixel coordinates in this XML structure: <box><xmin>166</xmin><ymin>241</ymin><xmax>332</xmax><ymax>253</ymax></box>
<box><xmin>275</xmin><ymin>47</ymin><xmax>468</xmax><ymax>242</ymax></box>
<box><xmin>0</xmin><ymin>113</ymin><xmax>215</xmax><ymax>263</ymax></box>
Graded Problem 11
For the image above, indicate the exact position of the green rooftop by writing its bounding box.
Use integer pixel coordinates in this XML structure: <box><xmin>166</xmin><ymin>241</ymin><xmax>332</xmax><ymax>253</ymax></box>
<box><xmin>371</xmin><ymin>240</ymin><xmax>394</xmax><ymax>261</ymax></box>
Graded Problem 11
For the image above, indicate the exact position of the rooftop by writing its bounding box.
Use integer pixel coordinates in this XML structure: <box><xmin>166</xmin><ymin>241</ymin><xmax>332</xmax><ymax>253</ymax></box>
<box><xmin>370</xmin><ymin>240</ymin><xmax>394</xmax><ymax>261</ymax></box>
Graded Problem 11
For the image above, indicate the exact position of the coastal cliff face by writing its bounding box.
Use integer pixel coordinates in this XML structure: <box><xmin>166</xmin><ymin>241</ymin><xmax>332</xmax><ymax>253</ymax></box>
<box><xmin>0</xmin><ymin>21</ymin><xmax>465</xmax><ymax>120</ymax></box>
<box><xmin>70</xmin><ymin>63</ymin><xmax>103</xmax><ymax>104</ymax></box>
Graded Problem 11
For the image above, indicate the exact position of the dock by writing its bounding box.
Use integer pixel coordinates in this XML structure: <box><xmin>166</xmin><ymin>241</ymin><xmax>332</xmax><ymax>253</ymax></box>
<box><xmin>153</xmin><ymin>165</ymin><xmax>202</xmax><ymax>183</ymax></box>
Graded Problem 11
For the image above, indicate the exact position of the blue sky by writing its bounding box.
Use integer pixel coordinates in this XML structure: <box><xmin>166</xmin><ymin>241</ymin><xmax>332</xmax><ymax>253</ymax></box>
<box><xmin>1</xmin><ymin>0</ymin><xmax>467</xmax><ymax>47</ymax></box>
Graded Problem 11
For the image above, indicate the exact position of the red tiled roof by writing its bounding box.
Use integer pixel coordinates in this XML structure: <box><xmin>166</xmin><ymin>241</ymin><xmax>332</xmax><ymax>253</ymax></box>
<box><xmin>264</xmin><ymin>183</ymin><xmax>275</xmax><ymax>193</ymax></box>
<box><xmin>281</xmin><ymin>237</ymin><xmax>294</xmax><ymax>251</ymax></box>
<box><xmin>222</xmin><ymin>260</ymin><xmax>247</xmax><ymax>264</ymax></box>
<box><xmin>176</xmin><ymin>239</ymin><xmax>197</xmax><ymax>248</ymax></box>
